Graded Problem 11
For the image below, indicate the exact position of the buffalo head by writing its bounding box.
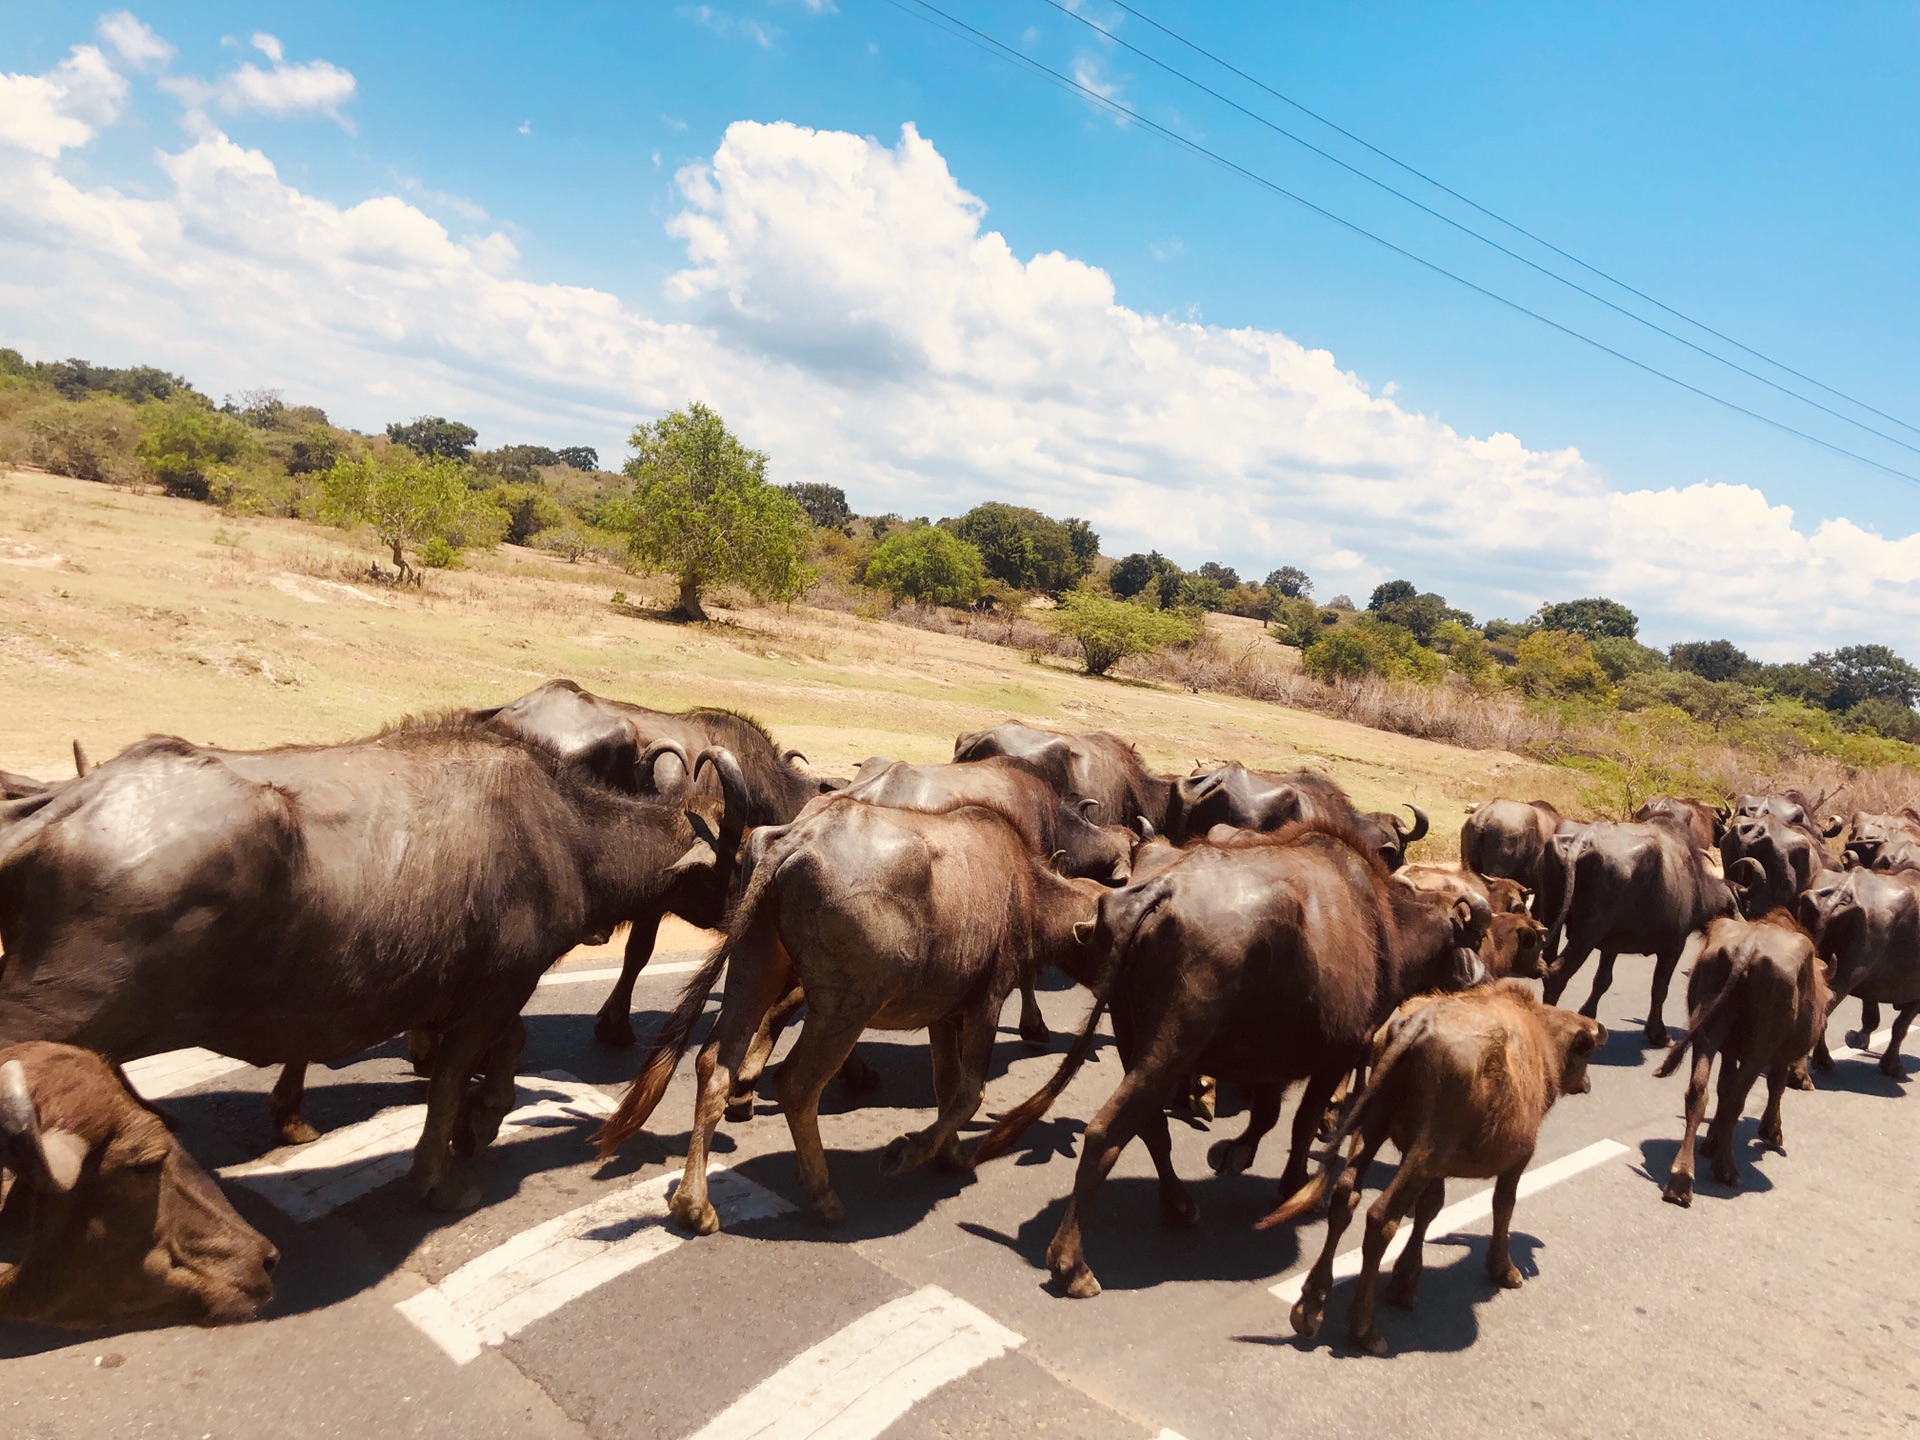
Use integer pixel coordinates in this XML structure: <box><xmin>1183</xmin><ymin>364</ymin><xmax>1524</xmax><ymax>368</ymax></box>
<box><xmin>0</xmin><ymin>1045</ymin><xmax>277</xmax><ymax>1330</ymax></box>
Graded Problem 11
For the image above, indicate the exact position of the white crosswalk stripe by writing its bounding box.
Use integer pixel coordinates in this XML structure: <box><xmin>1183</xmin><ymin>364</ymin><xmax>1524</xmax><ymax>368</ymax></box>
<box><xmin>683</xmin><ymin>1285</ymin><xmax>1024</xmax><ymax>1440</ymax></box>
<box><xmin>397</xmin><ymin>1164</ymin><xmax>792</xmax><ymax>1363</ymax></box>
<box><xmin>1270</xmin><ymin>1138</ymin><xmax>1629</xmax><ymax>1306</ymax></box>
<box><xmin>123</xmin><ymin>1047</ymin><xmax>253</xmax><ymax>1098</ymax></box>
<box><xmin>223</xmin><ymin>1072</ymin><xmax>616</xmax><ymax>1222</ymax></box>
<box><xmin>538</xmin><ymin>958</ymin><xmax>701</xmax><ymax>986</ymax></box>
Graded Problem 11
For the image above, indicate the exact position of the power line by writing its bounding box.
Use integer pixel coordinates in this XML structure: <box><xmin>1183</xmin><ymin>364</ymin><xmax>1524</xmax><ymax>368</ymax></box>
<box><xmin>885</xmin><ymin>0</ymin><xmax>1920</xmax><ymax>486</ymax></box>
<box><xmin>1097</xmin><ymin>0</ymin><xmax>1920</xmax><ymax>441</ymax></box>
<box><xmin>1037</xmin><ymin>0</ymin><xmax>1920</xmax><ymax>458</ymax></box>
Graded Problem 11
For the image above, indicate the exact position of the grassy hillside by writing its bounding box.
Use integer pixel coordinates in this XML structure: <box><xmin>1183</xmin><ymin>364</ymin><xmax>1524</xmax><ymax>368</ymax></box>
<box><xmin>0</xmin><ymin>468</ymin><xmax>1570</xmax><ymax>855</ymax></box>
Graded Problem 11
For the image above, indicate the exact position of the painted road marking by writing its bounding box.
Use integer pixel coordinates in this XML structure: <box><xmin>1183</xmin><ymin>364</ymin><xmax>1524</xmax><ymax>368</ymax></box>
<box><xmin>123</xmin><ymin>1047</ymin><xmax>253</xmax><ymax>1099</ymax></box>
<box><xmin>1829</xmin><ymin>1024</ymin><xmax>1895</xmax><ymax>1063</ymax></box>
<box><xmin>1270</xmin><ymin>1138</ymin><xmax>1629</xmax><ymax>1306</ymax></box>
<box><xmin>397</xmin><ymin>1164</ymin><xmax>791</xmax><ymax>1364</ymax></box>
<box><xmin>538</xmin><ymin>958</ymin><xmax>702</xmax><ymax>987</ymax></box>
<box><xmin>683</xmin><ymin>1285</ymin><xmax>1024</xmax><ymax>1440</ymax></box>
<box><xmin>223</xmin><ymin>1072</ymin><xmax>615</xmax><ymax>1222</ymax></box>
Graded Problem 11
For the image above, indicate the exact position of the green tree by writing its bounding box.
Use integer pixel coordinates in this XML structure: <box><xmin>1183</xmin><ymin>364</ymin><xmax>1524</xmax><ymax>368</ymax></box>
<box><xmin>1535</xmin><ymin>596</ymin><xmax>1639</xmax><ymax>641</ymax></box>
<box><xmin>782</xmin><ymin>482</ymin><xmax>853</xmax><ymax>532</ymax></box>
<box><xmin>1265</xmin><ymin>565</ymin><xmax>1312</xmax><ymax>599</ymax></box>
<box><xmin>1510</xmin><ymin>629</ymin><xmax>1613</xmax><ymax>701</ymax></box>
<box><xmin>555</xmin><ymin>445</ymin><xmax>600</xmax><ymax>471</ymax></box>
<box><xmin>1668</xmin><ymin>638</ymin><xmax>1752</xmax><ymax>683</ymax></box>
<box><xmin>620</xmin><ymin>401</ymin><xmax>810</xmax><ymax>621</ymax></box>
<box><xmin>1110</xmin><ymin>551</ymin><xmax>1181</xmax><ymax>602</ymax></box>
<box><xmin>864</xmin><ymin>525</ymin><xmax>986</xmax><ymax>605</ymax></box>
<box><xmin>135</xmin><ymin>397</ymin><xmax>254</xmax><ymax>500</ymax></box>
<box><xmin>945</xmin><ymin>502</ymin><xmax>1098</xmax><ymax>593</ymax></box>
<box><xmin>1302</xmin><ymin>615</ymin><xmax>1445</xmax><ymax>685</ymax></box>
<box><xmin>1590</xmin><ymin>635</ymin><xmax>1669</xmax><ymax>682</ymax></box>
<box><xmin>318</xmin><ymin>449</ymin><xmax>477</xmax><ymax>581</ymax></box>
<box><xmin>1043</xmin><ymin>591</ymin><xmax>1196</xmax><ymax>676</ymax></box>
<box><xmin>1268</xmin><ymin>594</ymin><xmax>1325</xmax><ymax>647</ymax></box>
<box><xmin>1810</xmin><ymin>644</ymin><xmax>1920</xmax><ymax>711</ymax></box>
<box><xmin>1368</xmin><ymin>579</ymin><xmax>1418</xmax><ymax>612</ymax></box>
<box><xmin>386</xmin><ymin>415</ymin><xmax>479</xmax><ymax>460</ymax></box>
<box><xmin>1195</xmin><ymin>561</ymin><xmax>1240</xmax><ymax>589</ymax></box>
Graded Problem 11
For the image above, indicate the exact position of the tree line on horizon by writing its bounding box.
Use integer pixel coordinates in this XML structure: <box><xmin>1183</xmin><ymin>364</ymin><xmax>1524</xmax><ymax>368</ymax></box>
<box><xmin>3</xmin><ymin>348</ymin><xmax>1915</xmax><ymax>746</ymax></box>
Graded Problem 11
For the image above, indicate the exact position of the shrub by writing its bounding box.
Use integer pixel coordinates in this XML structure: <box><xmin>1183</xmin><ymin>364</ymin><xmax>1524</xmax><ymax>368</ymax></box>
<box><xmin>863</xmin><ymin>525</ymin><xmax>986</xmax><ymax>606</ymax></box>
<box><xmin>1590</xmin><ymin>635</ymin><xmax>1669</xmax><ymax>682</ymax></box>
<box><xmin>13</xmin><ymin>392</ymin><xmax>142</xmax><ymax>483</ymax></box>
<box><xmin>1043</xmin><ymin>590</ymin><xmax>1197</xmax><ymax>676</ymax></box>
<box><xmin>317</xmin><ymin>448</ymin><xmax>478</xmax><ymax>580</ymax></box>
<box><xmin>1268</xmin><ymin>594</ymin><xmax>1324</xmax><ymax>647</ymax></box>
<box><xmin>1509</xmin><ymin>629</ymin><xmax>1613</xmax><ymax>701</ymax></box>
<box><xmin>1616</xmin><ymin>670</ymin><xmax>1757</xmax><ymax>727</ymax></box>
<box><xmin>1303</xmin><ymin>615</ymin><xmax>1445</xmax><ymax>685</ymax></box>
<box><xmin>136</xmin><ymin>398</ymin><xmax>255</xmax><ymax>499</ymax></box>
<box><xmin>418</xmin><ymin>535</ymin><xmax>457</xmax><ymax>569</ymax></box>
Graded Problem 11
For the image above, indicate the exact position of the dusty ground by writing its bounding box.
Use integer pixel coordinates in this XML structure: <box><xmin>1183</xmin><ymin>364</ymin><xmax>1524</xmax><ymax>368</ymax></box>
<box><xmin>0</xmin><ymin>468</ymin><xmax>1563</xmax><ymax>852</ymax></box>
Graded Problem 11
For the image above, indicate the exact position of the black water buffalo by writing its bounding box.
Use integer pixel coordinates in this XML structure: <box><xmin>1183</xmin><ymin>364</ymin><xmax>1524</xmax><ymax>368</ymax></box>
<box><xmin>0</xmin><ymin>1043</ymin><xmax>278</xmax><ymax>1329</ymax></box>
<box><xmin>478</xmin><ymin>679</ymin><xmax>840</xmax><ymax>1047</ymax></box>
<box><xmin>595</xmin><ymin>802</ymin><xmax>1108</xmax><ymax>1232</ymax></box>
<box><xmin>1719</xmin><ymin>812</ymin><xmax>1840</xmax><ymax>916</ymax></box>
<box><xmin>0</xmin><ymin>720</ymin><xmax>746</xmax><ymax>1207</ymax></box>
<box><xmin>1634</xmin><ymin>796</ymin><xmax>1728</xmax><ymax>851</ymax></box>
<box><xmin>1830</xmin><ymin>808</ymin><xmax>1920</xmax><ymax>870</ymax></box>
<box><xmin>1460</xmin><ymin>798</ymin><xmax>1583</xmax><ymax>924</ymax></box>
<box><xmin>1655</xmin><ymin>912</ymin><xmax>1828</xmax><ymax>1206</ymax></box>
<box><xmin>1166</xmin><ymin>763</ymin><xmax>1428</xmax><ymax>868</ymax></box>
<box><xmin>971</xmin><ymin>821</ymin><xmax>1490</xmax><ymax>1299</ymax></box>
<box><xmin>1798</xmin><ymin>867</ymin><xmax>1920</xmax><ymax>1077</ymax></box>
<box><xmin>1733</xmin><ymin>791</ymin><xmax>1824</xmax><ymax>835</ymax></box>
<box><xmin>0</xmin><ymin>770</ymin><xmax>48</xmax><ymax>801</ymax></box>
<box><xmin>952</xmin><ymin>720</ymin><xmax>1175</xmax><ymax>833</ymax></box>
<box><xmin>1541</xmin><ymin>820</ymin><xmax>1739</xmax><ymax>1046</ymax></box>
<box><xmin>1396</xmin><ymin>862</ymin><xmax>1530</xmax><ymax>915</ymax></box>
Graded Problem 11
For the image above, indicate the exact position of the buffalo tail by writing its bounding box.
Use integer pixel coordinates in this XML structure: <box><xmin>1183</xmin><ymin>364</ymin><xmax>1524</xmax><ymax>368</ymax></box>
<box><xmin>970</xmin><ymin>876</ymin><xmax>1172</xmax><ymax>1166</ymax></box>
<box><xmin>1653</xmin><ymin>948</ymin><xmax>1752</xmax><ymax>1079</ymax></box>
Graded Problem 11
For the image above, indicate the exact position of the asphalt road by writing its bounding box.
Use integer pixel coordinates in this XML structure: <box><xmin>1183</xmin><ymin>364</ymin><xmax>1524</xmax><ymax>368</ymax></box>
<box><xmin>4</xmin><ymin>941</ymin><xmax>1916</xmax><ymax>1440</ymax></box>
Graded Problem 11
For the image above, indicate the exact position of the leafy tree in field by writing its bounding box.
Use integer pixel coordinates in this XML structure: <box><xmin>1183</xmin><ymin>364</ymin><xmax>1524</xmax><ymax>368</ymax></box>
<box><xmin>620</xmin><ymin>401</ymin><xmax>810</xmax><ymax>621</ymax></box>
<box><xmin>1810</xmin><ymin>644</ymin><xmax>1920</xmax><ymax>712</ymax></box>
<box><xmin>1195</xmin><ymin>561</ymin><xmax>1240</xmax><ymax>589</ymax></box>
<box><xmin>386</xmin><ymin>415</ymin><xmax>479</xmax><ymax>461</ymax></box>
<box><xmin>1433</xmin><ymin>620</ymin><xmax>1496</xmax><ymax>687</ymax></box>
<box><xmin>1265</xmin><ymin>565</ymin><xmax>1313</xmax><ymax>599</ymax></box>
<box><xmin>1748</xmin><ymin>661</ymin><xmax>1834</xmax><ymax>708</ymax></box>
<box><xmin>945</xmin><ymin>502</ymin><xmax>1098</xmax><ymax>594</ymax></box>
<box><xmin>863</xmin><ymin>525</ymin><xmax>985</xmax><ymax>605</ymax></box>
<box><xmin>1844</xmin><ymin>696</ymin><xmax>1920</xmax><ymax>743</ymax></box>
<box><xmin>1535</xmin><ymin>596</ymin><xmax>1639</xmax><ymax>641</ymax></box>
<box><xmin>1669</xmin><ymin>638</ymin><xmax>1752</xmax><ymax>683</ymax></box>
<box><xmin>1268</xmin><ymin>594</ymin><xmax>1325</xmax><ymax>647</ymax></box>
<box><xmin>555</xmin><ymin>445</ymin><xmax>600</xmax><ymax>471</ymax></box>
<box><xmin>495</xmin><ymin>482</ymin><xmax>565</xmax><ymax>545</ymax></box>
<box><xmin>1616</xmin><ymin>671</ymin><xmax>1756</xmax><ymax>727</ymax></box>
<box><xmin>1368</xmin><ymin>579</ymin><xmax>1418</xmax><ymax>612</ymax></box>
<box><xmin>33</xmin><ymin>355</ymin><xmax>197</xmax><ymax>405</ymax></box>
<box><xmin>318</xmin><ymin>449</ymin><xmax>477</xmax><ymax>581</ymax></box>
<box><xmin>1509</xmin><ymin>630</ymin><xmax>1613</xmax><ymax>701</ymax></box>
<box><xmin>1110</xmin><ymin>551</ymin><xmax>1181</xmax><ymax>603</ymax></box>
<box><xmin>1372</xmin><ymin>590</ymin><xmax>1457</xmax><ymax>644</ymax></box>
<box><xmin>1590</xmin><ymin>635</ymin><xmax>1669</xmax><ymax>682</ymax></box>
<box><xmin>1174</xmin><ymin>574</ymin><xmax>1227</xmax><ymax>613</ymax></box>
<box><xmin>1043</xmin><ymin>591</ymin><xmax>1197</xmax><ymax>676</ymax></box>
<box><xmin>1302</xmin><ymin>616</ymin><xmax>1444</xmax><ymax>685</ymax></box>
<box><xmin>782</xmin><ymin>482</ymin><xmax>853</xmax><ymax>532</ymax></box>
<box><xmin>135</xmin><ymin>397</ymin><xmax>254</xmax><ymax>499</ymax></box>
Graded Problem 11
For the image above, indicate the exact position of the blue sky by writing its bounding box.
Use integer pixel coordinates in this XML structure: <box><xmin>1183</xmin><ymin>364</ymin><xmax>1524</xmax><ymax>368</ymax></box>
<box><xmin>2</xmin><ymin>3</ymin><xmax>1917</xmax><ymax>650</ymax></box>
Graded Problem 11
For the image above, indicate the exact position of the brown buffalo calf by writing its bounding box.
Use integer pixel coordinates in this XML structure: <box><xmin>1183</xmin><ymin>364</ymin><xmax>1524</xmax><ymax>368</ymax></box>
<box><xmin>0</xmin><ymin>1042</ymin><xmax>277</xmax><ymax>1329</ymax></box>
<box><xmin>1271</xmin><ymin>982</ymin><xmax>1604</xmax><ymax>1355</ymax></box>
<box><xmin>1482</xmin><ymin>910</ymin><xmax>1548</xmax><ymax>979</ymax></box>
<box><xmin>1656</xmin><ymin>913</ymin><xmax>1829</xmax><ymax>1207</ymax></box>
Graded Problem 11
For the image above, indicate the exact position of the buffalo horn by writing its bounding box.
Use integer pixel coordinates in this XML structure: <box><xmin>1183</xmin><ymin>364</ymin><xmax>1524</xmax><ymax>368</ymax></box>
<box><xmin>71</xmin><ymin>739</ymin><xmax>89</xmax><ymax>777</ymax></box>
<box><xmin>1072</xmin><ymin>916</ymin><xmax>1097</xmax><ymax>943</ymax></box>
<box><xmin>694</xmin><ymin>746</ymin><xmax>750</xmax><ymax>842</ymax></box>
<box><xmin>1049</xmin><ymin>849</ymin><xmax>1069</xmax><ymax>875</ymax></box>
<box><xmin>1133</xmin><ymin>816</ymin><xmax>1156</xmax><ymax>841</ymax></box>
<box><xmin>781</xmin><ymin>748</ymin><xmax>809</xmax><ymax>769</ymax></box>
<box><xmin>1077</xmin><ymin>797</ymin><xmax>1101</xmax><ymax>820</ymax></box>
<box><xmin>1399</xmin><ymin>803</ymin><xmax>1429</xmax><ymax>844</ymax></box>
<box><xmin>1822</xmin><ymin>815</ymin><xmax>1845</xmax><ymax>838</ymax></box>
<box><xmin>640</xmin><ymin>738</ymin><xmax>693</xmax><ymax>788</ymax></box>
<box><xmin>0</xmin><ymin>1059</ymin><xmax>87</xmax><ymax>1193</ymax></box>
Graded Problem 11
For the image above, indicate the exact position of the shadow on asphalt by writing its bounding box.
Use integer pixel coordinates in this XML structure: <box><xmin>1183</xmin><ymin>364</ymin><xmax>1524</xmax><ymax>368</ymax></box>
<box><xmin>1633</xmin><ymin>1121</ymin><xmax>1780</xmax><ymax>1200</ymax></box>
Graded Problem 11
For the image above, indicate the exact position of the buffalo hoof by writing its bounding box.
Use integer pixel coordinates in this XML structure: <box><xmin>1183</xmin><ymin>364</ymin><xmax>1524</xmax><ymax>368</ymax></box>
<box><xmin>1879</xmin><ymin>1055</ymin><xmax>1907</xmax><ymax>1079</ymax></box>
<box><xmin>838</xmin><ymin>1053</ymin><xmax>883</xmax><ymax>1093</ymax></box>
<box><xmin>1206</xmin><ymin>1139</ymin><xmax>1252</xmax><ymax>1177</ymax></box>
<box><xmin>1350</xmin><ymin>1328</ymin><xmax>1388</xmax><ymax>1358</ymax></box>
<box><xmin>724</xmin><ymin>1094</ymin><xmax>756</xmax><ymax>1124</ymax></box>
<box><xmin>1845</xmin><ymin>1028</ymin><xmax>1870</xmax><ymax>1049</ymax></box>
<box><xmin>672</xmin><ymin>1194</ymin><xmax>721</xmax><ymax>1236</ymax></box>
<box><xmin>1643</xmin><ymin>1021</ymin><xmax>1670</xmax><ymax>1048</ymax></box>
<box><xmin>1159</xmin><ymin>1189</ymin><xmax>1200</xmax><ymax>1226</ymax></box>
<box><xmin>1661</xmin><ymin>1178</ymin><xmax>1694</xmax><ymax>1208</ymax></box>
<box><xmin>1289</xmin><ymin>1300</ymin><xmax>1323</xmax><ymax>1340</ymax></box>
<box><xmin>593</xmin><ymin>1012</ymin><xmax>638</xmax><ymax>1049</ymax></box>
<box><xmin>1712</xmin><ymin>1157</ymin><xmax>1740</xmax><ymax>1187</ymax></box>
<box><xmin>879</xmin><ymin>1134</ymin><xmax>926</xmax><ymax>1178</ymax></box>
<box><xmin>1384</xmin><ymin>1273</ymin><xmax>1419</xmax><ymax>1310</ymax></box>
<box><xmin>1791</xmin><ymin>1065</ymin><xmax>1816</xmax><ymax>1092</ymax></box>
<box><xmin>1053</xmin><ymin>1265</ymin><xmax>1101</xmax><ymax>1299</ymax></box>
<box><xmin>807</xmin><ymin>1191</ymin><xmax>844</xmax><ymax>1226</ymax></box>
<box><xmin>1759</xmin><ymin>1125</ymin><xmax>1784</xmax><ymax>1152</ymax></box>
<box><xmin>1488</xmin><ymin>1261</ymin><xmax>1525</xmax><ymax>1290</ymax></box>
<box><xmin>1019</xmin><ymin>1018</ymin><xmax>1052</xmax><ymax>1051</ymax></box>
<box><xmin>1185</xmin><ymin>1076</ymin><xmax>1217</xmax><ymax>1122</ymax></box>
<box><xmin>274</xmin><ymin>1115</ymin><xmax>322</xmax><ymax>1147</ymax></box>
<box><xmin>424</xmin><ymin>1176</ymin><xmax>482</xmax><ymax>1213</ymax></box>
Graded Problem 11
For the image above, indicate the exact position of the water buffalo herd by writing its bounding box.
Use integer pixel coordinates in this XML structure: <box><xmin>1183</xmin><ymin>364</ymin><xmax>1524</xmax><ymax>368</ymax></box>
<box><xmin>1</xmin><ymin>681</ymin><xmax>1914</xmax><ymax>1351</ymax></box>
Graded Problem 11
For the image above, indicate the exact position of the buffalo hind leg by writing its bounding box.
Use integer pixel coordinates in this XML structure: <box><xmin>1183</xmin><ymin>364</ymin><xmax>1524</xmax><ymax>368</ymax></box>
<box><xmin>1347</xmin><ymin>1152</ymin><xmax>1431</xmax><ymax>1355</ymax></box>
<box><xmin>882</xmin><ymin>1002</ymin><xmax>997</xmax><ymax>1177</ymax></box>
<box><xmin>1291</xmin><ymin>1120</ymin><xmax>1391</xmax><ymax>1341</ymax></box>
<box><xmin>1276</xmin><ymin>1069</ymin><xmax>1343</xmax><ymax>1202</ymax></box>
<box><xmin>1207</xmin><ymin>1083</ymin><xmax>1280</xmax><ymax>1178</ymax></box>
<box><xmin>1846</xmin><ymin>998</ymin><xmax>1882</xmax><ymax>1050</ymax></box>
<box><xmin>672</xmin><ymin>932</ymin><xmax>792</xmax><ymax>1235</ymax></box>
<box><xmin>729</xmin><ymin>984</ymin><xmax>805</xmax><ymax>1121</ymax></box>
<box><xmin>455</xmin><ymin>1017</ymin><xmax>525</xmax><ymax>1155</ymax></box>
<box><xmin>411</xmin><ymin>1009</ymin><xmax>515</xmax><ymax>1210</ymax></box>
<box><xmin>1707</xmin><ymin>1051</ymin><xmax>1764</xmax><ymax>1187</ymax></box>
<box><xmin>1581</xmin><ymin>949</ymin><xmax>1620</xmax><ymax>1024</ymax></box>
<box><xmin>1645</xmin><ymin>944</ymin><xmax>1686</xmax><ymax>1047</ymax></box>
<box><xmin>770</xmin><ymin>1008</ymin><xmax>870</xmax><ymax>1224</ymax></box>
<box><xmin>1385</xmin><ymin>1176</ymin><xmax>1446</xmax><ymax>1309</ymax></box>
<box><xmin>269</xmin><ymin>1063</ymin><xmax>321</xmax><ymax>1147</ymax></box>
<box><xmin>1757</xmin><ymin>1065</ymin><xmax>1790</xmax><ymax>1151</ymax></box>
<box><xmin>593</xmin><ymin>910</ymin><xmax>663</xmax><ymax>1048</ymax></box>
<box><xmin>1663</xmin><ymin>1047</ymin><xmax>1716</xmax><ymax>1206</ymax></box>
<box><xmin>1879</xmin><ymin>1002</ymin><xmax>1919</xmax><ymax>1078</ymax></box>
<box><xmin>1016</xmin><ymin>976</ymin><xmax>1050</xmax><ymax>1050</ymax></box>
<box><xmin>1486</xmin><ymin>1157</ymin><xmax>1529</xmax><ymax>1288</ymax></box>
<box><xmin>1045</xmin><ymin>1065</ymin><xmax>1173</xmax><ymax>1299</ymax></box>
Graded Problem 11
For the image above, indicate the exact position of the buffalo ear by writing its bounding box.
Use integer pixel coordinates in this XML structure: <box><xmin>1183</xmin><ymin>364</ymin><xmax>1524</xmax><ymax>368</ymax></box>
<box><xmin>667</xmin><ymin>838</ymin><xmax>718</xmax><ymax>876</ymax></box>
<box><xmin>0</xmin><ymin>1060</ymin><xmax>88</xmax><ymax>1193</ymax></box>
<box><xmin>40</xmin><ymin>1130</ymin><xmax>87</xmax><ymax>1191</ymax></box>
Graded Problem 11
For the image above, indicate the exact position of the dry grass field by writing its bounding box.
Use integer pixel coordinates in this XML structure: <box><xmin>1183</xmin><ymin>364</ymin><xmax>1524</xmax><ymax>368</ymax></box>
<box><xmin>0</xmin><ymin>468</ymin><xmax>1571</xmax><ymax>855</ymax></box>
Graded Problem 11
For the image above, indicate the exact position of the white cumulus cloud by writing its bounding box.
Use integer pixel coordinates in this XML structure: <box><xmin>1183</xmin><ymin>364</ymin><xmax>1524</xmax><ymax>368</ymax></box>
<box><xmin>97</xmin><ymin>11</ymin><xmax>174</xmax><ymax>68</ymax></box>
<box><xmin>159</xmin><ymin>32</ymin><xmax>356</xmax><ymax>127</ymax></box>
<box><xmin>0</xmin><ymin>50</ymin><xmax>1912</xmax><ymax>657</ymax></box>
